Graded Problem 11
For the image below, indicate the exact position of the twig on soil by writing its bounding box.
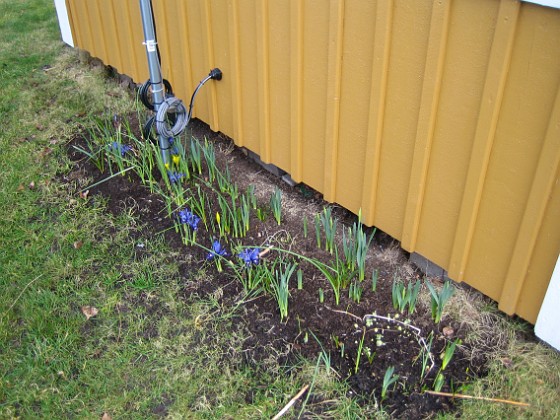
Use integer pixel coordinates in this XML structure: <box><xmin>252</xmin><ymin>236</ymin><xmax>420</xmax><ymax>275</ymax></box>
<box><xmin>424</xmin><ymin>390</ymin><xmax>530</xmax><ymax>407</ymax></box>
<box><xmin>272</xmin><ymin>384</ymin><xmax>309</xmax><ymax>420</ymax></box>
<box><xmin>258</xmin><ymin>246</ymin><xmax>273</xmax><ymax>259</ymax></box>
<box><xmin>325</xmin><ymin>306</ymin><xmax>436</xmax><ymax>374</ymax></box>
<box><xmin>325</xmin><ymin>306</ymin><xmax>361</xmax><ymax>322</ymax></box>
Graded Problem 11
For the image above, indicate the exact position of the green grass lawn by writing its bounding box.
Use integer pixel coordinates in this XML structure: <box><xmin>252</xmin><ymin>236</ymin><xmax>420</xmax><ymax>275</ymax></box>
<box><xmin>1</xmin><ymin>1</ymin><xmax>559</xmax><ymax>419</ymax></box>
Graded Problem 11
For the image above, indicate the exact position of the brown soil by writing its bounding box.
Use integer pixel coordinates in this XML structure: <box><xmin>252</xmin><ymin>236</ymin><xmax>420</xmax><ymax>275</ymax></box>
<box><xmin>63</xmin><ymin>117</ymin><xmax>488</xmax><ymax>419</ymax></box>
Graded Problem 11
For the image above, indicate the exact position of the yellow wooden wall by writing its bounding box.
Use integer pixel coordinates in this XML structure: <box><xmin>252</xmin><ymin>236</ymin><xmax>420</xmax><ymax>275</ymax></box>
<box><xmin>65</xmin><ymin>0</ymin><xmax>560</xmax><ymax>324</ymax></box>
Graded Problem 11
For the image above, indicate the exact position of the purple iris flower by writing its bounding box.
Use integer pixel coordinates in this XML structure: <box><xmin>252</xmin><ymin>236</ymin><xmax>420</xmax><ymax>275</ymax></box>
<box><xmin>178</xmin><ymin>208</ymin><xmax>200</xmax><ymax>231</ymax></box>
<box><xmin>109</xmin><ymin>142</ymin><xmax>132</xmax><ymax>156</ymax></box>
<box><xmin>207</xmin><ymin>240</ymin><xmax>228</xmax><ymax>260</ymax></box>
<box><xmin>167</xmin><ymin>171</ymin><xmax>185</xmax><ymax>184</ymax></box>
<box><xmin>238</xmin><ymin>248</ymin><xmax>260</xmax><ymax>267</ymax></box>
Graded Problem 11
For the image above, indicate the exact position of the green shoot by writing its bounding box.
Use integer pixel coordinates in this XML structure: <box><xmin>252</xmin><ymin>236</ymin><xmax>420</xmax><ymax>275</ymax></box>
<box><xmin>426</xmin><ymin>279</ymin><xmax>455</xmax><ymax>323</ymax></box>
<box><xmin>381</xmin><ymin>366</ymin><xmax>399</xmax><ymax>400</ymax></box>
<box><xmin>270</xmin><ymin>261</ymin><xmax>297</xmax><ymax>321</ymax></box>
<box><xmin>319</xmin><ymin>207</ymin><xmax>337</xmax><ymax>254</ymax></box>
<box><xmin>372</xmin><ymin>268</ymin><xmax>379</xmax><ymax>292</ymax></box>
<box><xmin>415</xmin><ymin>332</ymin><xmax>434</xmax><ymax>382</ymax></box>
<box><xmin>355</xmin><ymin>328</ymin><xmax>366</xmax><ymax>374</ymax></box>
<box><xmin>348</xmin><ymin>280</ymin><xmax>363</xmax><ymax>303</ymax></box>
<box><xmin>441</xmin><ymin>338</ymin><xmax>460</xmax><ymax>371</ymax></box>
<box><xmin>364</xmin><ymin>347</ymin><xmax>376</xmax><ymax>364</ymax></box>
<box><xmin>270</xmin><ymin>187</ymin><xmax>282</xmax><ymax>225</ymax></box>
<box><xmin>202</xmin><ymin>138</ymin><xmax>218</xmax><ymax>182</ymax></box>
<box><xmin>297</xmin><ymin>269</ymin><xmax>303</xmax><ymax>290</ymax></box>
<box><xmin>246</xmin><ymin>185</ymin><xmax>257</xmax><ymax>209</ymax></box>
<box><xmin>391</xmin><ymin>279</ymin><xmax>421</xmax><ymax>314</ymax></box>
<box><xmin>189</xmin><ymin>137</ymin><xmax>202</xmax><ymax>174</ymax></box>
<box><xmin>433</xmin><ymin>372</ymin><xmax>445</xmax><ymax>392</ymax></box>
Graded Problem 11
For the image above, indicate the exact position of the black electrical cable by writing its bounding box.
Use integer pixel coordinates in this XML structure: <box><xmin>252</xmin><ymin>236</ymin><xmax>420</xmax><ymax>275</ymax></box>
<box><xmin>139</xmin><ymin>79</ymin><xmax>174</xmax><ymax>111</ymax></box>
<box><xmin>142</xmin><ymin>115</ymin><xmax>156</xmax><ymax>142</ymax></box>
<box><xmin>149</xmin><ymin>0</ymin><xmax>162</xmax><ymax>66</ymax></box>
<box><xmin>142</xmin><ymin>68</ymin><xmax>222</xmax><ymax>142</ymax></box>
<box><xmin>185</xmin><ymin>69</ymin><xmax>223</xmax><ymax>125</ymax></box>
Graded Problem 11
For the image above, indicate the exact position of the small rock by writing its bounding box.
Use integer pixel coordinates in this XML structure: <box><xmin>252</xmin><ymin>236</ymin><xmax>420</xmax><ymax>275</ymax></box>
<box><xmin>442</xmin><ymin>326</ymin><xmax>454</xmax><ymax>337</ymax></box>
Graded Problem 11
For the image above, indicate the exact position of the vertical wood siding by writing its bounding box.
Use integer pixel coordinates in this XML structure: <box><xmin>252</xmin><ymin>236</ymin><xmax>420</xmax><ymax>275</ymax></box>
<box><xmin>65</xmin><ymin>0</ymin><xmax>560</xmax><ymax>323</ymax></box>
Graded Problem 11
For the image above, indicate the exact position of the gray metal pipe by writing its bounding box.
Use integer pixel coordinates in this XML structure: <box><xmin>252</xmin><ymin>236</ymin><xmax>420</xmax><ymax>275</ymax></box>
<box><xmin>139</xmin><ymin>0</ymin><xmax>170</xmax><ymax>165</ymax></box>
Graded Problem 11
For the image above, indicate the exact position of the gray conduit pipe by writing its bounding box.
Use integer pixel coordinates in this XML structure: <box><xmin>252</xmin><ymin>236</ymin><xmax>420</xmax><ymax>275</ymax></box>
<box><xmin>139</xmin><ymin>0</ymin><xmax>170</xmax><ymax>165</ymax></box>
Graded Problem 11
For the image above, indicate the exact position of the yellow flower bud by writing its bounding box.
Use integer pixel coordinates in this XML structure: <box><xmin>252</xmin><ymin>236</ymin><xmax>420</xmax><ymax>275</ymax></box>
<box><xmin>216</xmin><ymin>212</ymin><xmax>221</xmax><ymax>224</ymax></box>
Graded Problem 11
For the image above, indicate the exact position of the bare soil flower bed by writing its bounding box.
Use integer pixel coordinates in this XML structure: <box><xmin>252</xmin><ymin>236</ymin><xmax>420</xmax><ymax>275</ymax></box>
<box><xmin>64</xmin><ymin>117</ymin><xmax>488</xmax><ymax>418</ymax></box>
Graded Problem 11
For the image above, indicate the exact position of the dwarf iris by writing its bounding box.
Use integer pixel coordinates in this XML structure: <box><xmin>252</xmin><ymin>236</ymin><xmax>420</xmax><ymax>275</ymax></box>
<box><xmin>207</xmin><ymin>240</ymin><xmax>228</xmax><ymax>260</ymax></box>
<box><xmin>178</xmin><ymin>208</ymin><xmax>200</xmax><ymax>231</ymax></box>
<box><xmin>238</xmin><ymin>248</ymin><xmax>260</xmax><ymax>266</ymax></box>
<box><xmin>167</xmin><ymin>171</ymin><xmax>185</xmax><ymax>184</ymax></box>
<box><xmin>109</xmin><ymin>142</ymin><xmax>132</xmax><ymax>156</ymax></box>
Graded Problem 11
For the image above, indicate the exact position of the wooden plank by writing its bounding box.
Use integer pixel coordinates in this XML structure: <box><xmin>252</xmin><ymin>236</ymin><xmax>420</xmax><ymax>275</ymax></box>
<box><xmin>289</xmin><ymin>0</ymin><xmax>304</xmax><ymax>182</ymax></box>
<box><xmin>202</xmin><ymin>0</ymin><xmax>220</xmax><ymax>131</ymax></box>
<box><xmin>227</xmin><ymin>0</ymin><xmax>244</xmax><ymax>146</ymax></box>
<box><xmin>323</xmin><ymin>0</ymin><xmax>345</xmax><ymax>201</ymax></box>
<box><xmin>256</xmin><ymin>0</ymin><xmax>271</xmax><ymax>161</ymax></box>
<box><xmin>448</xmin><ymin>0</ymin><xmax>520</xmax><ymax>281</ymax></box>
<box><xmin>401</xmin><ymin>0</ymin><xmax>451</xmax><ymax>251</ymax></box>
<box><xmin>360</xmin><ymin>0</ymin><xmax>394</xmax><ymax>227</ymax></box>
<box><xmin>499</xmin><ymin>83</ymin><xmax>560</xmax><ymax>314</ymax></box>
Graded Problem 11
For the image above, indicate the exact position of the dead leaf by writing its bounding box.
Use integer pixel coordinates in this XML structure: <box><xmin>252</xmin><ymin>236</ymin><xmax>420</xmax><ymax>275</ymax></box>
<box><xmin>39</xmin><ymin>147</ymin><xmax>53</xmax><ymax>158</ymax></box>
<box><xmin>442</xmin><ymin>326</ymin><xmax>454</xmax><ymax>337</ymax></box>
<box><xmin>81</xmin><ymin>306</ymin><xmax>98</xmax><ymax>320</ymax></box>
<box><xmin>73</xmin><ymin>241</ymin><xmax>83</xmax><ymax>250</ymax></box>
<box><xmin>101</xmin><ymin>413</ymin><xmax>112</xmax><ymax>420</ymax></box>
<box><xmin>17</xmin><ymin>184</ymin><xmax>25</xmax><ymax>192</ymax></box>
<box><xmin>49</xmin><ymin>139</ymin><xmax>59</xmax><ymax>145</ymax></box>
